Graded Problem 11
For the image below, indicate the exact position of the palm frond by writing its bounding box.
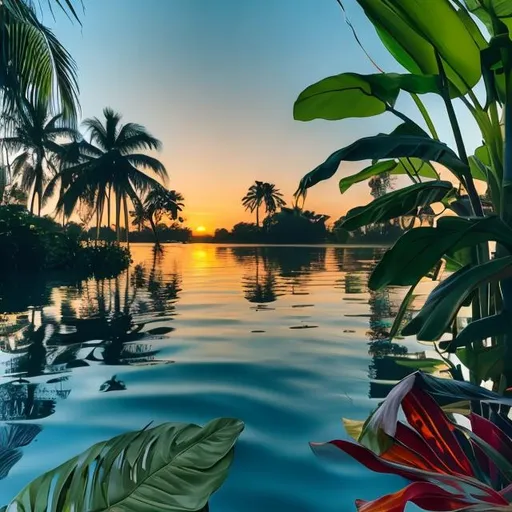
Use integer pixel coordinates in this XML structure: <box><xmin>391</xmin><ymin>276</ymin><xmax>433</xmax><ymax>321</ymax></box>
<box><xmin>11</xmin><ymin>152</ymin><xmax>31</xmax><ymax>178</ymax></box>
<box><xmin>125</xmin><ymin>154</ymin><xmax>167</xmax><ymax>180</ymax></box>
<box><xmin>126</xmin><ymin>165</ymin><xmax>165</xmax><ymax>195</ymax></box>
<box><xmin>82</xmin><ymin>117</ymin><xmax>108</xmax><ymax>150</ymax></box>
<box><xmin>5</xmin><ymin>3</ymin><xmax>80</xmax><ymax>122</ymax></box>
<box><xmin>118</xmin><ymin>132</ymin><xmax>162</xmax><ymax>153</ymax></box>
<box><xmin>103</xmin><ymin>108</ymin><xmax>122</xmax><ymax>145</ymax></box>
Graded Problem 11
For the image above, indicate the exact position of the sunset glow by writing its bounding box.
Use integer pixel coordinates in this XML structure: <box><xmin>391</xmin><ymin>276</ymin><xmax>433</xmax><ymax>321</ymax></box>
<box><xmin>196</xmin><ymin>226</ymin><xmax>206</xmax><ymax>233</ymax></box>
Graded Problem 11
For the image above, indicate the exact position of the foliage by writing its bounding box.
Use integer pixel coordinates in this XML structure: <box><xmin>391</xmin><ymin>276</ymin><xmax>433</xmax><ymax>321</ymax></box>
<box><xmin>2</xmin><ymin>99</ymin><xmax>77</xmax><ymax>215</ymax></box>
<box><xmin>294</xmin><ymin>0</ymin><xmax>512</xmax><ymax>389</ymax></box>
<box><xmin>242</xmin><ymin>181</ymin><xmax>286</xmax><ymax>227</ymax></box>
<box><xmin>313</xmin><ymin>371</ymin><xmax>512</xmax><ymax>511</ymax></box>
<box><xmin>0</xmin><ymin>205</ymin><xmax>129</xmax><ymax>277</ymax></box>
<box><xmin>2</xmin><ymin>417</ymin><xmax>243</xmax><ymax>512</ymax></box>
<box><xmin>47</xmin><ymin>108</ymin><xmax>168</xmax><ymax>242</ymax></box>
<box><xmin>230</xmin><ymin>222</ymin><xmax>262</xmax><ymax>243</ymax></box>
<box><xmin>264</xmin><ymin>207</ymin><xmax>329</xmax><ymax>244</ymax></box>
<box><xmin>0</xmin><ymin>0</ymin><xmax>80</xmax><ymax>122</ymax></box>
<box><xmin>213</xmin><ymin>207</ymin><xmax>330</xmax><ymax>244</ymax></box>
<box><xmin>130</xmin><ymin>185</ymin><xmax>185</xmax><ymax>243</ymax></box>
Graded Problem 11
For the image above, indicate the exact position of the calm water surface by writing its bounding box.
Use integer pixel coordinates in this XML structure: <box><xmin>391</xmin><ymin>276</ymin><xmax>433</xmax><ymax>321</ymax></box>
<box><xmin>0</xmin><ymin>244</ymin><xmax>431</xmax><ymax>511</ymax></box>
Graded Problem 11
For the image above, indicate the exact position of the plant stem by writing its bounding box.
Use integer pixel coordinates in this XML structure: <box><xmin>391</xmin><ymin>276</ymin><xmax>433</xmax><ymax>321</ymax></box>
<box><xmin>435</xmin><ymin>53</ymin><xmax>484</xmax><ymax>217</ymax></box>
<box><xmin>410</xmin><ymin>93</ymin><xmax>439</xmax><ymax>140</ymax></box>
<box><xmin>499</xmin><ymin>40</ymin><xmax>512</xmax><ymax>386</ymax></box>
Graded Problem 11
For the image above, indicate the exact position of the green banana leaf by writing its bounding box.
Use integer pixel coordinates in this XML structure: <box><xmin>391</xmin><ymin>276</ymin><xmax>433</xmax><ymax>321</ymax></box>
<box><xmin>294</xmin><ymin>72</ymin><xmax>440</xmax><ymax>121</ymax></box>
<box><xmin>357</xmin><ymin>0</ymin><xmax>482</xmax><ymax>94</ymax></box>
<box><xmin>402</xmin><ymin>256</ymin><xmax>512</xmax><ymax>340</ymax></box>
<box><xmin>369</xmin><ymin>216</ymin><xmax>512</xmax><ymax>289</ymax></box>
<box><xmin>341</xmin><ymin>181</ymin><xmax>454</xmax><ymax>231</ymax></box>
<box><xmin>3</xmin><ymin>417</ymin><xmax>244</xmax><ymax>512</ymax></box>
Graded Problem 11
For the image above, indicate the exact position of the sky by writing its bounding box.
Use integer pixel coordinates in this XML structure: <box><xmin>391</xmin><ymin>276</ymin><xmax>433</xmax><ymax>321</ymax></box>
<box><xmin>44</xmin><ymin>0</ymin><xmax>484</xmax><ymax>233</ymax></box>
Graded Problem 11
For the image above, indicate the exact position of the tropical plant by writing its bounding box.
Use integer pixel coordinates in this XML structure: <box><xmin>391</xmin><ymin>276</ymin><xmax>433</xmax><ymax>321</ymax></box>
<box><xmin>0</xmin><ymin>0</ymin><xmax>80</xmax><ymax>122</ymax></box>
<box><xmin>2</xmin><ymin>100</ymin><xmax>76</xmax><ymax>215</ymax></box>
<box><xmin>143</xmin><ymin>186</ymin><xmax>184</xmax><ymax>242</ymax></box>
<box><xmin>242</xmin><ymin>181</ymin><xmax>285</xmax><ymax>227</ymax></box>
<box><xmin>313</xmin><ymin>370</ymin><xmax>512</xmax><ymax>511</ymax></box>
<box><xmin>48</xmin><ymin>108</ymin><xmax>168</xmax><ymax>243</ymax></box>
<box><xmin>1</xmin><ymin>417</ymin><xmax>244</xmax><ymax>512</ymax></box>
<box><xmin>294</xmin><ymin>0</ymin><xmax>512</xmax><ymax>390</ymax></box>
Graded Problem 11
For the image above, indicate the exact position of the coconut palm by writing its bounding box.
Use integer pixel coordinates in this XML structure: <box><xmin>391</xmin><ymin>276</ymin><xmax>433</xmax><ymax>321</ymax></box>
<box><xmin>49</xmin><ymin>108</ymin><xmax>168</xmax><ymax>243</ymax></box>
<box><xmin>130</xmin><ymin>202</ymin><xmax>147</xmax><ymax>232</ymax></box>
<box><xmin>242</xmin><ymin>181</ymin><xmax>285</xmax><ymax>227</ymax></box>
<box><xmin>1</xmin><ymin>100</ymin><xmax>76</xmax><ymax>215</ymax></box>
<box><xmin>0</xmin><ymin>0</ymin><xmax>80</xmax><ymax>122</ymax></box>
<box><xmin>131</xmin><ymin>186</ymin><xmax>184</xmax><ymax>242</ymax></box>
<box><xmin>261</xmin><ymin>182</ymin><xmax>286</xmax><ymax>215</ymax></box>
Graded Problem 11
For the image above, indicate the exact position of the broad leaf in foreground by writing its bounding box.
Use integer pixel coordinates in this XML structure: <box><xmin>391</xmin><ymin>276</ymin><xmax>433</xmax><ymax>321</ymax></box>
<box><xmin>341</xmin><ymin>181</ymin><xmax>454</xmax><ymax>231</ymax></box>
<box><xmin>295</xmin><ymin>130</ymin><xmax>467</xmax><ymax>199</ymax></box>
<box><xmin>293</xmin><ymin>72</ymin><xmax>440</xmax><ymax>122</ymax></box>
<box><xmin>3</xmin><ymin>417</ymin><xmax>244</xmax><ymax>512</ymax></box>
<box><xmin>369</xmin><ymin>216</ymin><xmax>512</xmax><ymax>289</ymax></box>
<box><xmin>314</xmin><ymin>372</ymin><xmax>512</xmax><ymax>511</ymax></box>
<box><xmin>402</xmin><ymin>256</ymin><xmax>512</xmax><ymax>340</ymax></box>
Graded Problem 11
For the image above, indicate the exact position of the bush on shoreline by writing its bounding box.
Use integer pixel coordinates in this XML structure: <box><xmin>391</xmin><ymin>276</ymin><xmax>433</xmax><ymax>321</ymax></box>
<box><xmin>0</xmin><ymin>206</ymin><xmax>130</xmax><ymax>278</ymax></box>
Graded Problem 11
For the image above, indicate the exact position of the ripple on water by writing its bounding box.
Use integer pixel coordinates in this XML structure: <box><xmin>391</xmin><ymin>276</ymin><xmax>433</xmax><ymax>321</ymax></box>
<box><xmin>0</xmin><ymin>245</ymin><xmax>425</xmax><ymax>511</ymax></box>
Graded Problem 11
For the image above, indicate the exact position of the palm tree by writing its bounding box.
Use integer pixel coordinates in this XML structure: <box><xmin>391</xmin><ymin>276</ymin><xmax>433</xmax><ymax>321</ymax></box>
<box><xmin>48</xmin><ymin>108</ymin><xmax>168</xmax><ymax>243</ymax></box>
<box><xmin>1</xmin><ymin>100</ymin><xmax>76</xmax><ymax>215</ymax></box>
<box><xmin>130</xmin><ymin>202</ymin><xmax>147</xmax><ymax>232</ymax></box>
<box><xmin>132</xmin><ymin>186</ymin><xmax>184</xmax><ymax>242</ymax></box>
<box><xmin>242</xmin><ymin>181</ymin><xmax>285</xmax><ymax>227</ymax></box>
<box><xmin>261</xmin><ymin>182</ymin><xmax>286</xmax><ymax>215</ymax></box>
<box><xmin>0</xmin><ymin>0</ymin><xmax>80</xmax><ymax>123</ymax></box>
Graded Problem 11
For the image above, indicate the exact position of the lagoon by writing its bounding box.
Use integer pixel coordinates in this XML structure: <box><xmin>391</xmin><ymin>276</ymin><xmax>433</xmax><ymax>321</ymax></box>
<box><xmin>0</xmin><ymin>244</ymin><xmax>428</xmax><ymax>511</ymax></box>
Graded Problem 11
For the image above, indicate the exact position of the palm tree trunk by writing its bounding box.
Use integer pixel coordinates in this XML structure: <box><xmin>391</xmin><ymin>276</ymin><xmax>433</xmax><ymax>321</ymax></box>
<box><xmin>123</xmin><ymin>195</ymin><xmax>130</xmax><ymax>246</ymax></box>
<box><xmin>149</xmin><ymin>215</ymin><xmax>159</xmax><ymax>245</ymax></box>
<box><xmin>115</xmin><ymin>192</ymin><xmax>121</xmax><ymax>243</ymax></box>
<box><xmin>256</xmin><ymin>205</ymin><xmax>260</xmax><ymax>228</ymax></box>
<box><xmin>29</xmin><ymin>191</ymin><xmax>36</xmax><ymax>215</ymax></box>
<box><xmin>107</xmin><ymin>185</ymin><xmax>111</xmax><ymax>230</ymax></box>
<box><xmin>96</xmin><ymin>205</ymin><xmax>101</xmax><ymax>242</ymax></box>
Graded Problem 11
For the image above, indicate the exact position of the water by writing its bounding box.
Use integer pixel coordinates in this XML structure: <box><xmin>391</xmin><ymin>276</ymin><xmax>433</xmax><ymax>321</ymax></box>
<box><xmin>0</xmin><ymin>244</ymin><xmax>431</xmax><ymax>511</ymax></box>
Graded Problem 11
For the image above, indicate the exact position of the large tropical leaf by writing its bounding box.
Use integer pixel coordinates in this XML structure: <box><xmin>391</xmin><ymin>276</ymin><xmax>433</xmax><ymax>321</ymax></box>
<box><xmin>369</xmin><ymin>216</ymin><xmax>512</xmax><ymax>289</ymax></box>
<box><xmin>293</xmin><ymin>72</ymin><xmax>440</xmax><ymax>121</ymax></box>
<box><xmin>339</xmin><ymin>158</ymin><xmax>439</xmax><ymax>194</ymax></box>
<box><xmin>341</xmin><ymin>181</ymin><xmax>454</xmax><ymax>231</ymax></box>
<box><xmin>356</xmin><ymin>0</ymin><xmax>482</xmax><ymax>94</ymax></box>
<box><xmin>402</xmin><ymin>256</ymin><xmax>512</xmax><ymax>340</ymax></box>
<box><xmin>295</xmin><ymin>128</ymin><xmax>468</xmax><ymax>198</ymax></box>
<box><xmin>4</xmin><ymin>418</ymin><xmax>244</xmax><ymax>512</ymax></box>
<box><xmin>441</xmin><ymin>314</ymin><xmax>512</xmax><ymax>351</ymax></box>
<box><xmin>3</xmin><ymin>1</ymin><xmax>80</xmax><ymax>121</ymax></box>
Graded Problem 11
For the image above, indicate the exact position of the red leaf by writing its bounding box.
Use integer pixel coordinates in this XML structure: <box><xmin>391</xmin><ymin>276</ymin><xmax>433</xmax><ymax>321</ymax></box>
<box><xmin>402</xmin><ymin>387</ymin><xmax>475</xmax><ymax>476</ymax></box>
<box><xmin>394</xmin><ymin>422</ymin><xmax>455</xmax><ymax>475</ymax></box>
<box><xmin>355</xmin><ymin>481</ymin><xmax>507</xmax><ymax>512</ymax></box>
<box><xmin>310</xmin><ymin>440</ymin><xmax>506</xmax><ymax>504</ymax></box>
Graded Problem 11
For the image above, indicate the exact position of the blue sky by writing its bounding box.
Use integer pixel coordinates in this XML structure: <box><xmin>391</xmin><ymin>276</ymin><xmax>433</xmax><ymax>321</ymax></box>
<box><xmin>44</xmin><ymin>0</ymin><xmax>483</xmax><ymax>231</ymax></box>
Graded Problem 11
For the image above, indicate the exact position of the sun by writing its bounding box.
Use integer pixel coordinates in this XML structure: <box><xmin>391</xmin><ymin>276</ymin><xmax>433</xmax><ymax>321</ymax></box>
<box><xmin>196</xmin><ymin>226</ymin><xmax>206</xmax><ymax>233</ymax></box>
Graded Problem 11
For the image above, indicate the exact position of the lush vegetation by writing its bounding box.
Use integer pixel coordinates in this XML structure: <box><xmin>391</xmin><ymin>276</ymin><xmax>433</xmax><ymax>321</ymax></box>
<box><xmin>294</xmin><ymin>0</ymin><xmax>512</xmax><ymax>509</ymax></box>
<box><xmin>317</xmin><ymin>371</ymin><xmax>512</xmax><ymax>511</ymax></box>
<box><xmin>0</xmin><ymin>205</ymin><xmax>130</xmax><ymax>278</ymax></box>
<box><xmin>1</xmin><ymin>417</ymin><xmax>243</xmax><ymax>512</ymax></box>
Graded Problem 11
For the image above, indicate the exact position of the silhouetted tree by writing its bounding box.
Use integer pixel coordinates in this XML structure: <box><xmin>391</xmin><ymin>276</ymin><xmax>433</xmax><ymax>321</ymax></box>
<box><xmin>48</xmin><ymin>108</ymin><xmax>168</xmax><ymax>243</ymax></box>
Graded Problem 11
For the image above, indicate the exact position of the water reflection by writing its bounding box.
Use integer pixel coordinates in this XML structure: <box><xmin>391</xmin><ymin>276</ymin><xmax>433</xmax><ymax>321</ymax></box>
<box><xmin>0</xmin><ymin>423</ymin><xmax>42</xmax><ymax>480</ymax></box>
<box><xmin>332</xmin><ymin>247</ymin><xmax>420</xmax><ymax>399</ymax></box>
<box><xmin>0</xmin><ymin>244</ymin><xmax>430</xmax><ymax>497</ymax></box>
<box><xmin>0</xmin><ymin>247</ymin><xmax>180</xmax><ymax>476</ymax></box>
